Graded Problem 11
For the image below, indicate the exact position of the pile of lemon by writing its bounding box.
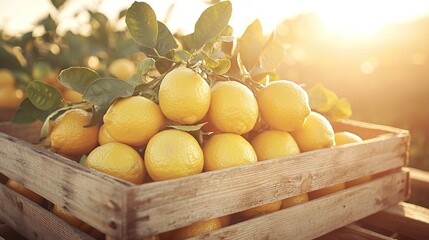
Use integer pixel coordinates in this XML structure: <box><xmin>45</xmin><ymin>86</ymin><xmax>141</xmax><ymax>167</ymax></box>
<box><xmin>8</xmin><ymin>66</ymin><xmax>365</xmax><ymax>239</ymax></box>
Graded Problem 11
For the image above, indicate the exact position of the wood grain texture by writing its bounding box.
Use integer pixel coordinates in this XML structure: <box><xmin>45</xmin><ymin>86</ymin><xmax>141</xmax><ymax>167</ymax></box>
<box><xmin>0</xmin><ymin>122</ymin><xmax>42</xmax><ymax>144</ymax></box>
<box><xmin>360</xmin><ymin>202</ymin><xmax>429</xmax><ymax>240</ymax></box>
<box><xmin>125</xmin><ymin>132</ymin><xmax>409</xmax><ymax>238</ymax></box>
<box><xmin>0</xmin><ymin>133</ymin><xmax>131</xmax><ymax>238</ymax></box>
<box><xmin>408</xmin><ymin>168</ymin><xmax>429</xmax><ymax>209</ymax></box>
<box><xmin>0</xmin><ymin>184</ymin><xmax>94</xmax><ymax>240</ymax></box>
<box><xmin>317</xmin><ymin>224</ymin><xmax>395</xmax><ymax>240</ymax></box>
<box><xmin>188</xmin><ymin>171</ymin><xmax>408</xmax><ymax>240</ymax></box>
<box><xmin>332</xmin><ymin>119</ymin><xmax>408</xmax><ymax>140</ymax></box>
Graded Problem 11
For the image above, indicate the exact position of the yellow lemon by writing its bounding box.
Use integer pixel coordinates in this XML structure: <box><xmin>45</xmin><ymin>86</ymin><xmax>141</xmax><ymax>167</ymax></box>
<box><xmin>257</xmin><ymin>80</ymin><xmax>311</xmax><ymax>131</ymax></box>
<box><xmin>203</xmin><ymin>133</ymin><xmax>257</xmax><ymax>171</ymax></box>
<box><xmin>290</xmin><ymin>111</ymin><xmax>335</xmax><ymax>152</ymax></box>
<box><xmin>6</xmin><ymin>179</ymin><xmax>44</xmax><ymax>205</ymax></box>
<box><xmin>170</xmin><ymin>218</ymin><xmax>222</xmax><ymax>240</ymax></box>
<box><xmin>145</xmin><ymin>129</ymin><xmax>204</xmax><ymax>181</ymax></box>
<box><xmin>103</xmin><ymin>96</ymin><xmax>165</xmax><ymax>148</ymax></box>
<box><xmin>208</xmin><ymin>81</ymin><xmax>258</xmax><ymax>134</ymax></box>
<box><xmin>0</xmin><ymin>68</ymin><xmax>15</xmax><ymax>88</ymax></box>
<box><xmin>108</xmin><ymin>58</ymin><xmax>136</xmax><ymax>80</ymax></box>
<box><xmin>159</xmin><ymin>67</ymin><xmax>210</xmax><ymax>124</ymax></box>
<box><xmin>49</xmin><ymin>109</ymin><xmax>99</xmax><ymax>158</ymax></box>
<box><xmin>251</xmin><ymin>130</ymin><xmax>300</xmax><ymax>161</ymax></box>
<box><xmin>84</xmin><ymin>142</ymin><xmax>145</xmax><ymax>184</ymax></box>
<box><xmin>281</xmin><ymin>193</ymin><xmax>309</xmax><ymax>209</ymax></box>
<box><xmin>98</xmin><ymin>124</ymin><xmax>116</xmax><ymax>145</ymax></box>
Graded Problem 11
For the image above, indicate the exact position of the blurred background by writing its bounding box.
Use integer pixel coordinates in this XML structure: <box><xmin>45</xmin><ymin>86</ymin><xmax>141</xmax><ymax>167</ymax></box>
<box><xmin>0</xmin><ymin>0</ymin><xmax>428</xmax><ymax>171</ymax></box>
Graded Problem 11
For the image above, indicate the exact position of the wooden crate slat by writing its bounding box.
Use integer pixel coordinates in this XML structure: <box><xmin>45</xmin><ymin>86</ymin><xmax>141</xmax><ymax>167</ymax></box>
<box><xmin>332</xmin><ymin>119</ymin><xmax>409</xmax><ymax>140</ymax></box>
<box><xmin>317</xmin><ymin>224</ymin><xmax>396</xmax><ymax>240</ymax></box>
<box><xmin>126</xmin><ymin>139</ymin><xmax>408</xmax><ymax>239</ymax></box>
<box><xmin>0</xmin><ymin>184</ymin><xmax>94</xmax><ymax>240</ymax></box>
<box><xmin>0</xmin><ymin>132</ymin><xmax>130</xmax><ymax>238</ymax></box>
<box><xmin>189</xmin><ymin>171</ymin><xmax>408</xmax><ymax>240</ymax></box>
<box><xmin>359</xmin><ymin>202</ymin><xmax>429</xmax><ymax>240</ymax></box>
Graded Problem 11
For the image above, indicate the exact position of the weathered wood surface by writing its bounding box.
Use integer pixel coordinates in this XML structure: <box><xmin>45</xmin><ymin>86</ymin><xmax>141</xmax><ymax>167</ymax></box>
<box><xmin>0</xmin><ymin>184</ymin><xmax>94</xmax><ymax>240</ymax></box>
<box><xmin>0</xmin><ymin>133</ymin><xmax>131</xmax><ymax>238</ymax></box>
<box><xmin>360</xmin><ymin>202</ymin><xmax>429</xmax><ymax>240</ymax></box>
<box><xmin>0</xmin><ymin>122</ymin><xmax>41</xmax><ymax>144</ymax></box>
<box><xmin>188</xmin><ymin>171</ymin><xmax>409</xmax><ymax>240</ymax></box>
<box><xmin>125</xmin><ymin>132</ymin><xmax>408</xmax><ymax>237</ymax></box>
<box><xmin>318</xmin><ymin>224</ymin><xmax>395</xmax><ymax>240</ymax></box>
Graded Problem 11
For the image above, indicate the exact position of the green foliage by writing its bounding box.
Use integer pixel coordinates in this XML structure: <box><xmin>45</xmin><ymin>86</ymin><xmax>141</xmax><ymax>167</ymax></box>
<box><xmin>155</xmin><ymin>22</ymin><xmax>178</xmax><ymax>56</ymax></box>
<box><xmin>126</xmin><ymin>2</ymin><xmax>158</xmax><ymax>49</ymax></box>
<box><xmin>194</xmin><ymin>1</ymin><xmax>232</xmax><ymax>50</ymax></box>
<box><xmin>51</xmin><ymin>0</ymin><xmax>67</xmax><ymax>9</ymax></box>
<box><xmin>307</xmin><ymin>84</ymin><xmax>352</xmax><ymax>121</ymax></box>
<box><xmin>57</xmin><ymin>67</ymin><xmax>100</xmax><ymax>94</ymax></box>
<box><xmin>238</xmin><ymin>20</ymin><xmax>264</xmax><ymax>71</ymax></box>
<box><xmin>26</xmin><ymin>81</ymin><xmax>63</xmax><ymax>111</ymax></box>
<box><xmin>136</xmin><ymin>58</ymin><xmax>156</xmax><ymax>77</ymax></box>
<box><xmin>12</xmin><ymin>99</ymin><xmax>51</xmax><ymax>124</ymax></box>
<box><xmin>82</xmin><ymin>78</ymin><xmax>134</xmax><ymax>108</ymax></box>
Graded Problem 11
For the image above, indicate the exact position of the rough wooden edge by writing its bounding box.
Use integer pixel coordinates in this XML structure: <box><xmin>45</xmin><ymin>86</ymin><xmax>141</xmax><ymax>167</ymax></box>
<box><xmin>359</xmin><ymin>202</ymin><xmax>429</xmax><ymax>239</ymax></box>
<box><xmin>0</xmin><ymin>132</ymin><xmax>131</xmax><ymax>238</ymax></box>
<box><xmin>333</xmin><ymin>119</ymin><xmax>409</xmax><ymax>137</ymax></box>
<box><xmin>318</xmin><ymin>224</ymin><xmax>396</xmax><ymax>240</ymax></box>
<box><xmin>189</xmin><ymin>171</ymin><xmax>409</xmax><ymax>240</ymax></box>
<box><xmin>0</xmin><ymin>183</ymin><xmax>94</xmax><ymax>240</ymax></box>
<box><xmin>410</xmin><ymin>167</ymin><xmax>429</xmax><ymax>189</ymax></box>
<box><xmin>125</xmin><ymin>134</ymin><xmax>408</xmax><ymax>238</ymax></box>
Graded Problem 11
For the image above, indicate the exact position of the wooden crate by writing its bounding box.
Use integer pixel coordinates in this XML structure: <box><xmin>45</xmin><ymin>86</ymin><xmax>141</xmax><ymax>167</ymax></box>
<box><xmin>0</xmin><ymin>119</ymin><xmax>410</xmax><ymax>240</ymax></box>
<box><xmin>319</xmin><ymin>202</ymin><xmax>429</xmax><ymax>240</ymax></box>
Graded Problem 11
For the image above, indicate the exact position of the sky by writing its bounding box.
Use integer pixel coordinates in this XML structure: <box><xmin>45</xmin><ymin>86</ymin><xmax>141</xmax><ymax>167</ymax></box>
<box><xmin>1</xmin><ymin>0</ymin><xmax>429</xmax><ymax>37</ymax></box>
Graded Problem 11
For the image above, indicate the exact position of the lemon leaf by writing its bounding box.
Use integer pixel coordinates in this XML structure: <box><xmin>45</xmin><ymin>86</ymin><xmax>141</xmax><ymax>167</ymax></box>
<box><xmin>51</xmin><ymin>0</ymin><xmax>66</xmax><ymax>9</ymax></box>
<box><xmin>155</xmin><ymin>57</ymin><xmax>174</xmax><ymax>74</ymax></box>
<box><xmin>307</xmin><ymin>83</ymin><xmax>339</xmax><ymax>113</ymax></box>
<box><xmin>166</xmin><ymin>122</ymin><xmax>208</xmax><ymax>132</ymax></box>
<box><xmin>127</xmin><ymin>74</ymin><xmax>144</xmax><ymax>87</ymax></box>
<box><xmin>156</xmin><ymin>21</ymin><xmax>178</xmax><ymax>56</ymax></box>
<box><xmin>136</xmin><ymin>58</ymin><xmax>155</xmax><ymax>77</ymax></box>
<box><xmin>238</xmin><ymin>20</ymin><xmax>264</xmax><ymax>71</ymax></box>
<box><xmin>83</xmin><ymin>78</ymin><xmax>134</xmax><ymax>108</ymax></box>
<box><xmin>173</xmin><ymin>50</ymin><xmax>192</xmax><ymax>62</ymax></box>
<box><xmin>211</xmin><ymin>59</ymin><xmax>231</xmax><ymax>75</ymax></box>
<box><xmin>327</xmin><ymin>98</ymin><xmax>352</xmax><ymax>121</ymax></box>
<box><xmin>126</xmin><ymin>2</ymin><xmax>158</xmax><ymax>49</ymax></box>
<box><xmin>12</xmin><ymin>99</ymin><xmax>50</xmax><ymax>124</ymax></box>
<box><xmin>27</xmin><ymin>81</ymin><xmax>63</xmax><ymax>111</ymax></box>
<box><xmin>194</xmin><ymin>1</ymin><xmax>232</xmax><ymax>50</ymax></box>
<box><xmin>180</xmin><ymin>33</ymin><xmax>195</xmax><ymax>52</ymax></box>
<box><xmin>260</xmin><ymin>34</ymin><xmax>284</xmax><ymax>73</ymax></box>
<box><xmin>202</xmin><ymin>51</ymin><xmax>219</xmax><ymax>68</ymax></box>
<box><xmin>86</xmin><ymin>106</ymin><xmax>107</xmax><ymax>127</ymax></box>
<box><xmin>57</xmin><ymin>67</ymin><xmax>100</xmax><ymax>94</ymax></box>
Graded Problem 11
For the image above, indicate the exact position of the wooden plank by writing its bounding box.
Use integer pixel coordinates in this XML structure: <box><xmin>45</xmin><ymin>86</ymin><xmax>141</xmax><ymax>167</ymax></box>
<box><xmin>188</xmin><ymin>171</ymin><xmax>408</xmax><ymax>240</ymax></box>
<box><xmin>317</xmin><ymin>224</ymin><xmax>395</xmax><ymax>240</ymax></box>
<box><xmin>332</xmin><ymin>119</ymin><xmax>409</xmax><ymax>140</ymax></box>
<box><xmin>0</xmin><ymin>184</ymin><xmax>94</xmax><ymax>240</ymax></box>
<box><xmin>360</xmin><ymin>202</ymin><xmax>429</xmax><ymax>240</ymax></box>
<box><xmin>408</xmin><ymin>168</ymin><xmax>429</xmax><ymax>209</ymax></box>
<box><xmin>125</xmin><ymin>130</ymin><xmax>408</xmax><ymax>239</ymax></box>
<box><xmin>0</xmin><ymin>122</ymin><xmax>42</xmax><ymax>144</ymax></box>
<box><xmin>0</xmin><ymin>133</ymin><xmax>130</xmax><ymax>238</ymax></box>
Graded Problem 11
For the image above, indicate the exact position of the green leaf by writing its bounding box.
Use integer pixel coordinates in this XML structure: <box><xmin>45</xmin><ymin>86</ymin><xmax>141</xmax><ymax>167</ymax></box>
<box><xmin>0</xmin><ymin>44</ymin><xmax>23</xmax><ymax>70</ymax></box>
<box><xmin>180</xmin><ymin>33</ymin><xmax>195</xmax><ymax>52</ymax></box>
<box><xmin>260</xmin><ymin>34</ymin><xmax>284</xmax><ymax>73</ymax></box>
<box><xmin>238</xmin><ymin>20</ymin><xmax>265</xmax><ymax>71</ymax></box>
<box><xmin>156</xmin><ymin>21</ymin><xmax>178</xmax><ymax>56</ymax></box>
<box><xmin>127</xmin><ymin>74</ymin><xmax>144</xmax><ymax>87</ymax></box>
<box><xmin>167</xmin><ymin>122</ymin><xmax>207</xmax><ymax>132</ymax></box>
<box><xmin>327</xmin><ymin>98</ymin><xmax>352</xmax><ymax>121</ymax></box>
<box><xmin>58</xmin><ymin>67</ymin><xmax>100</xmax><ymax>94</ymax></box>
<box><xmin>173</xmin><ymin>50</ymin><xmax>192</xmax><ymax>62</ymax></box>
<box><xmin>118</xmin><ymin>9</ymin><xmax>127</xmax><ymax>19</ymax></box>
<box><xmin>194</xmin><ymin>1</ymin><xmax>232</xmax><ymax>50</ymax></box>
<box><xmin>87</xmin><ymin>106</ymin><xmax>107</xmax><ymax>127</ymax></box>
<box><xmin>83</xmin><ymin>78</ymin><xmax>134</xmax><ymax>108</ymax></box>
<box><xmin>136</xmin><ymin>58</ymin><xmax>156</xmax><ymax>77</ymax></box>
<box><xmin>236</xmin><ymin>53</ymin><xmax>250</xmax><ymax>78</ymax></box>
<box><xmin>51</xmin><ymin>0</ymin><xmax>66</xmax><ymax>9</ymax></box>
<box><xmin>13</xmin><ymin>71</ymin><xmax>32</xmax><ymax>86</ymax></box>
<box><xmin>39</xmin><ymin>15</ymin><xmax>56</xmax><ymax>32</ymax></box>
<box><xmin>201</xmin><ymin>51</ymin><xmax>219</xmax><ymax>68</ymax></box>
<box><xmin>126</xmin><ymin>2</ymin><xmax>158</xmax><ymax>49</ymax></box>
<box><xmin>27</xmin><ymin>81</ymin><xmax>63</xmax><ymax>111</ymax></box>
<box><xmin>307</xmin><ymin>83</ymin><xmax>339</xmax><ymax>113</ymax></box>
<box><xmin>155</xmin><ymin>57</ymin><xmax>174</xmax><ymax>74</ymax></box>
<box><xmin>211</xmin><ymin>59</ymin><xmax>231</xmax><ymax>75</ymax></box>
<box><xmin>32</xmin><ymin>62</ymin><xmax>52</xmax><ymax>81</ymax></box>
<box><xmin>12</xmin><ymin>98</ymin><xmax>53</xmax><ymax>123</ymax></box>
